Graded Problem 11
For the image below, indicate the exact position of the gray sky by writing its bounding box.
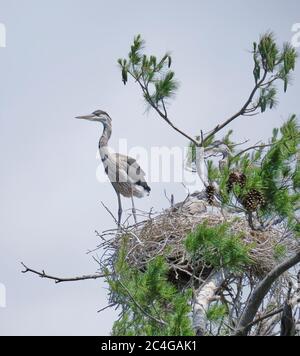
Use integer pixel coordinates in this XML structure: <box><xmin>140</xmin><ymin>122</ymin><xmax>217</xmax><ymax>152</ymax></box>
<box><xmin>0</xmin><ymin>0</ymin><xmax>299</xmax><ymax>336</ymax></box>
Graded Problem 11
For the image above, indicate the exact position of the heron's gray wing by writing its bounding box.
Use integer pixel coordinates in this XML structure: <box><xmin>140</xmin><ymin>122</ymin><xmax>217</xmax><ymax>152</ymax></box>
<box><xmin>113</xmin><ymin>153</ymin><xmax>146</xmax><ymax>182</ymax></box>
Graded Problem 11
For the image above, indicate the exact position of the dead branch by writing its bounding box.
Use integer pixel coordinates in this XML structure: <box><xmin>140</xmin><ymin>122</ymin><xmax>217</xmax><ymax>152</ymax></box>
<box><xmin>233</xmin><ymin>143</ymin><xmax>274</xmax><ymax>159</ymax></box>
<box><xmin>248</xmin><ymin>307</ymin><xmax>285</xmax><ymax>330</ymax></box>
<box><xmin>21</xmin><ymin>263</ymin><xmax>107</xmax><ymax>284</ymax></box>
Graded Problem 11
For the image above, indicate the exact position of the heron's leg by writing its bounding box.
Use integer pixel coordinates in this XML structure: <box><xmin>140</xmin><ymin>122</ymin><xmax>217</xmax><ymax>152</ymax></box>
<box><xmin>112</xmin><ymin>184</ymin><xmax>122</xmax><ymax>227</ymax></box>
<box><xmin>131</xmin><ymin>196</ymin><xmax>138</xmax><ymax>225</ymax></box>
<box><xmin>117</xmin><ymin>192</ymin><xmax>122</xmax><ymax>226</ymax></box>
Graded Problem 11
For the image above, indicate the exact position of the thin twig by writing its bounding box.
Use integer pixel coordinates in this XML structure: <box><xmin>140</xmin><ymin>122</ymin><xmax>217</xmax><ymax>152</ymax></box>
<box><xmin>233</xmin><ymin>143</ymin><xmax>274</xmax><ymax>158</ymax></box>
<box><xmin>247</xmin><ymin>307</ymin><xmax>284</xmax><ymax>329</ymax></box>
<box><xmin>101</xmin><ymin>201</ymin><xmax>119</xmax><ymax>226</ymax></box>
<box><xmin>21</xmin><ymin>263</ymin><xmax>107</xmax><ymax>284</ymax></box>
<box><xmin>97</xmin><ymin>304</ymin><xmax>116</xmax><ymax>313</ymax></box>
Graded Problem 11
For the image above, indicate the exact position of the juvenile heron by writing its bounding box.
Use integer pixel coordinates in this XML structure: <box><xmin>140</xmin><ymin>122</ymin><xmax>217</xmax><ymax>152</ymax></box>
<box><xmin>76</xmin><ymin>110</ymin><xmax>151</xmax><ymax>225</ymax></box>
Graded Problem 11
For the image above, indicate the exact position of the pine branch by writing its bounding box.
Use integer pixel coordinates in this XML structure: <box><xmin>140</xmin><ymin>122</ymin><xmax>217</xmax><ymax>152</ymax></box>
<box><xmin>203</xmin><ymin>70</ymin><xmax>268</xmax><ymax>145</ymax></box>
<box><xmin>117</xmin><ymin>278</ymin><xmax>167</xmax><ymax>326</ymax></box>
<box><xmin>127</xmin><ymin>69</ymin><xmax>199</xmax><ymax>146</ymax></box>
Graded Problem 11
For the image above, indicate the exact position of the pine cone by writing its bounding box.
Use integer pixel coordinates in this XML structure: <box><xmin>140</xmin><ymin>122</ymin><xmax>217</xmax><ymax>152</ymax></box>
<box><xmin>243</xmin><ymin>189</ymin><xmax>265</xmax><ymax>211</ymax></box>
<box><xmin>239</xmin><ymin>173</ymin><xmax>247</xmax><ymax>188</ymax></box>
<box><xmin>206</xmin><ymin>185</ymin><xmax>216</xmax><ymax>205</ymax></box>
<box><xmin>227</xmin><ymin>172</ymin><xmax>247</xmax><ymax>192</ymax></box>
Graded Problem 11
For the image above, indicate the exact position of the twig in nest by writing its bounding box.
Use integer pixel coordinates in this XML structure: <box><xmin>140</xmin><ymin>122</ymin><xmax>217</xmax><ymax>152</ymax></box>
<box><xmin>101</xmin><ymin>201</ymin><xmax>143</xmax><ymax>245</ymax></box>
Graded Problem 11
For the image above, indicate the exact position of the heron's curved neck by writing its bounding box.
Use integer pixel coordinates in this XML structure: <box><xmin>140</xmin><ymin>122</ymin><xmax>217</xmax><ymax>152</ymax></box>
<box><xmin>99</xmin><ymin>124</ymin><xmax>112</xmax><ymax>154</ymax></box>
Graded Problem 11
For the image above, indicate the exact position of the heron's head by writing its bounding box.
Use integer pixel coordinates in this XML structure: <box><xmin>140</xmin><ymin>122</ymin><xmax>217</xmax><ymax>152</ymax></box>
<box><xmin>76</xmin><ymin>110</ymin><xmax>112</xmax><ymax>127</ymax></box>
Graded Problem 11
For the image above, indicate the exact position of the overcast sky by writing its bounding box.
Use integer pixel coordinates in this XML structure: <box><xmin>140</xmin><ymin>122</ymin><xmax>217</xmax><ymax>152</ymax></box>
<box><xmin>0</xmin><ymin>0</ymin><xmax>299</xmax><ymax>336</ymax></box>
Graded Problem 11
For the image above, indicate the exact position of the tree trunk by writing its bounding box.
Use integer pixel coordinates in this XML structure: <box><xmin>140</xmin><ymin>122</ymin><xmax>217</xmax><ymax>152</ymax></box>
<box><xmin>193</xmin><ymin>269</ymin><xmax>229</xmax><ymax>335</ymax></box>
<box><xmin>235</xmin><ymin>250</ymin><xmax>300</xmax><ymax>336</ymax></box>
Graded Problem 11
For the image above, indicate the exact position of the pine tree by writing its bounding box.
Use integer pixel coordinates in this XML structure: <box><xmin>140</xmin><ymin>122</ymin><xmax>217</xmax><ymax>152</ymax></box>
<box><xmin>23</xmin><ymin>32</ymin><xmax>300</xmax><ymax>337</ymax></box>
<box><xmin>111</xmin><ymin>32</ymin><xmax>300</xmax><ymax>336</ymax></box>
<box><xmin>105</xmin><ymin>244</ymin><xmax>194</xmax><ymax>336</ymax></box>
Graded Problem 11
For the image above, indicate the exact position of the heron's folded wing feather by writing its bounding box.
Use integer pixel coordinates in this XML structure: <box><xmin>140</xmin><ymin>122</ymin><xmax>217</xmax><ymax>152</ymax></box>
<box><xmin>113</xmin><ymin>153</ymin><xmax>147</xmax><ymax>182</ymax></box>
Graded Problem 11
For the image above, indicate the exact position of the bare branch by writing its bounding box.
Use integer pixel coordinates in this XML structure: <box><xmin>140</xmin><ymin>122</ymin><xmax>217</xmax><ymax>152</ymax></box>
<box><xmin>233</xmin><ymin>143</ymin><xmax>274</xmax><ymax>158</ymax></box>
<box><xmin>97</xmin><ymin>304</ymin><xmax>116</xmax><ymax>314</ymax></box>
<box><xmin>248</xmin><ymin>306</ymin><xmax>284</xmax><ymax>329</ymax></box>
<box><xmin>21</xmin><ymin>263</ymin><xmax>107</xmax><ymax>284</ymax></box>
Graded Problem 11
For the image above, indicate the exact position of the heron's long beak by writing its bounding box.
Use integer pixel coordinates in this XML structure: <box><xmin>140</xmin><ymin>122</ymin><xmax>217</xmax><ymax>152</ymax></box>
<box><xmin>75</xmin><ymin>114</ymin><xmax>96</xmax><ymax>121</ymax></box>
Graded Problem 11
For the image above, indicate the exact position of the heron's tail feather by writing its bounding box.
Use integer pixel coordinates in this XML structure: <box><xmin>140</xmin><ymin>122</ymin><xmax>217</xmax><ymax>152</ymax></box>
<box><xmin>136</xmin><ymin>180</ymin><xmax>151</xmax><ymax>194</ymax></box>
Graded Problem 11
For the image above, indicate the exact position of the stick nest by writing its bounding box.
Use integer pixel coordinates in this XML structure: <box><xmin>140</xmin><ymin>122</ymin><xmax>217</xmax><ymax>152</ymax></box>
<box><xmin>100</xmin><ymin>194</ymin><xmax>297</xmax><ymax>286</ymax></box>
